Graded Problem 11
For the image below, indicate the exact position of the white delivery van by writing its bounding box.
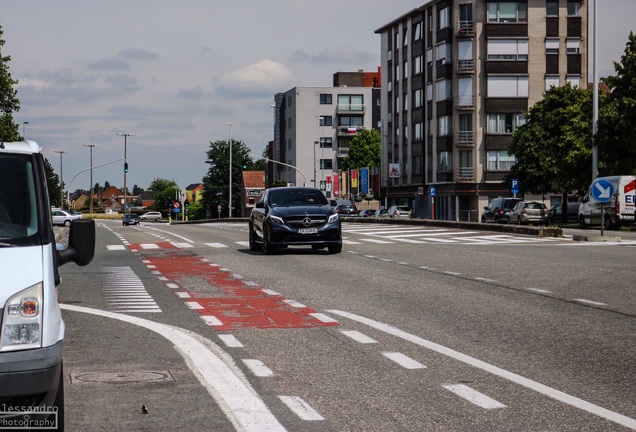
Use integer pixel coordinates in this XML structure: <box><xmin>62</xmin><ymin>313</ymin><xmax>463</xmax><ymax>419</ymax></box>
<box><xmin>0</xmin><ymin>141</ymin><xmax>95</xmax><ymax>430</ymax></box>
<box><xmin>578</xmin><ymin>175</ymin><xmax>636</xmax><ymax>229</ymax></box>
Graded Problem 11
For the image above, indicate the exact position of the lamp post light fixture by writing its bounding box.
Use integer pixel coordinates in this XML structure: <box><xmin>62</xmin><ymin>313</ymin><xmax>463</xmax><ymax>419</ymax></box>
<box><xmin>83</xmin><ymin>144</ymin><xmax>97</xmax><ymax>214</ymax></box>
<box><xmin>116</xmin><ymin>133</ymin><xmax>134</xmax><ymax>214</ymax></box>
<box><xmin>53</xmin><ymin>150</ymin><xmax>65</xmax><ymax>209</ymax></box>
<box><xmin>22</xmin><ymin>121</ymin><xmax>29</xmax><ymax>141</ymax></box>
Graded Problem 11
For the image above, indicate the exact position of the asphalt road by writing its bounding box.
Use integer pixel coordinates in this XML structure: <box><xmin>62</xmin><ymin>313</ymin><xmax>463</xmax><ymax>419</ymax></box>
<box><xmin>56</xmin><ymin>220</ymin><xmax>636</xmax><ymax>431</ymax></box>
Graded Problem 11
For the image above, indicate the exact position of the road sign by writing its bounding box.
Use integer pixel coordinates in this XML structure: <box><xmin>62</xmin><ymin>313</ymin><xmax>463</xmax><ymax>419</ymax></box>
<box><xmin>173</xmin><ymin>202</ymin><xmax>181</xmax><ymax>209</ymax></box>
<box><xmin>430</xmin><ymin>186</ymin><xmax>436</xmax><ymax>197</ymax></box>
<box><xmin>511</xmin><ymin>178</ymin><xmax>519</xmax><ymax>194</ymax></box>
<box><xmin>591</xmin><ymin>178</ymin><xmax>614</xmax><ymax>203</ymax></box>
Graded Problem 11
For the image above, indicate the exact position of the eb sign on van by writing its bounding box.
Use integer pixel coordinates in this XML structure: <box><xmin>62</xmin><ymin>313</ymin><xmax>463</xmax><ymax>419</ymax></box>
<box><xmin>578</xmin><ymin>175</ymin><xmax>636</xmax><ymax>230</ymax></box>
<box><xmin>0</xmin><ymin>141</ymin><xmax>95</xmax><ymax>430</ymax></box>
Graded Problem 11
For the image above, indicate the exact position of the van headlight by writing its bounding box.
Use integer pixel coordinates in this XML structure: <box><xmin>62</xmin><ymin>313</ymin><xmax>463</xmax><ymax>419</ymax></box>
<box><xmin>1</xmin><ymin>283</ymin><xmax>43</xmax><ymax>351</ymax></box>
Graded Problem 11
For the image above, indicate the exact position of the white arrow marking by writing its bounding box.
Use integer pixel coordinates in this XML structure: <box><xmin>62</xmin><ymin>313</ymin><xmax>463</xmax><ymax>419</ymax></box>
<box><xmin>595</xmin><ymin>182</ymin><xmax>612</xmax><ymax>199</ymax></box>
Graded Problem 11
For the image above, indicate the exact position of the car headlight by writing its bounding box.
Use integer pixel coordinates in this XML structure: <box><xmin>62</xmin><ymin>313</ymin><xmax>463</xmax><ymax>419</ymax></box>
<box><xmin>328</xmin><ymin>213</ymin><xmax>339</xmax><ymax>224</ymax></box>
<box><xmin>1</xmin><ymin>283</ymin><xmax>43</xmax><ymax>351</ymax></box>
<box><xmin>268</xmin><ymin>214</ymin><xmax>285</xmax><ymax>225</ymax></box>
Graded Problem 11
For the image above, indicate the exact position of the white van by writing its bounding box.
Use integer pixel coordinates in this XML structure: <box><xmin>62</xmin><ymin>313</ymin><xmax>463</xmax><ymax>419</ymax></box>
<box><xmin>578</xmin><ymin>175</ymin><xmax>636</xmax><ymax>229</ymax></box>
<box><xmin>0</xmin><ymin>141</ymin><xmax>95</xmax><ymax>429</ymax></box>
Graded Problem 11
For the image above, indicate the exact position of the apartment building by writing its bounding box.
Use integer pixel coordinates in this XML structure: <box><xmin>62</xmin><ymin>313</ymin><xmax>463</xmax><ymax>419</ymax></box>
<box><xmin>269</xmin><ymin>71</ymin><xmax>381</xmax><ymax>198</ymax></box>
<box><xmin>375</xmin><ymin>0</ymin><xmax>588</xmax><ymax>221</ymax></box>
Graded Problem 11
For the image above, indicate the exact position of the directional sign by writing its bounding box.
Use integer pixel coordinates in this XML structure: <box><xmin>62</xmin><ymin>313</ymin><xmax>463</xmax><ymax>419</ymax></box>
<box><xmin>430</xmin><ymin>186</ymin><xmax>436</xmax><ymax>197</ymax></box>
<box><xmin>591</xmin><ymin>178</ymin><xmax>614</xmax><ymax>203</ymax></box>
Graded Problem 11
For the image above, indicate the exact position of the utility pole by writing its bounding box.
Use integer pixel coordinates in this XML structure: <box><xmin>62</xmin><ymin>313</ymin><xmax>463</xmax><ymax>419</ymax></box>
<box><xmin>116</xmin><ymin>133</ymin><xmax>134</xmax><ymax>214</ymax></box>
<box><xmin>83</xmin><ymin>144</ymin><xmax>97</xmax><ymax>214</ymax></box>
<box><xmin>228</xmin><ymin>122</ymin><xmax>233</xmax><ymax>218</ymax></box>
<box><xmin>53</xmin><ymin>150</ymin><xmax>66</xmax><ymax>209</ymax></box>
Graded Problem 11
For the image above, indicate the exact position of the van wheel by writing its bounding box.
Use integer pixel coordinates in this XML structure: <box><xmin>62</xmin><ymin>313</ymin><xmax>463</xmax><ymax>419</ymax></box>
<box><xmin>579</xmin><ymin>216</ymin><xmax>587</xmax><ymax>229</ymax></box>
<box><xmin>604</xmin><ymin>217</ymin><xmax>613</xmax><ymax>230</ymax></box>
<box><xmin>53</xmin><ymin>364</ymin><xmax>65</xmax><ymax>431</ymax></box>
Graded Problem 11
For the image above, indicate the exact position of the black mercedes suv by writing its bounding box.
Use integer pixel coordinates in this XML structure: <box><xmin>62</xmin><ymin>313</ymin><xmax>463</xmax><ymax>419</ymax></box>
<box><xmin>249</xmin><ymin>187</ymin><xmax>342</xmax><ymax>254</ymax></box>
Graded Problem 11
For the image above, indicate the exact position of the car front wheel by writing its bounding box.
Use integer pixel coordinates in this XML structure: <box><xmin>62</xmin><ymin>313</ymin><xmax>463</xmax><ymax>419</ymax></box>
<box><xmin>262</xmin><ymin>225</ymin><xmax>275</xmax><ymax>255</ymax></box>
<box><xmin>328</xmin><ymin>243</ymin><xmax>342</xmax><ymax>254</ymax></box>
<box><xmin>249</xmin><ymin>224</ymin><xmax>262</xmax><ymax>251</ymax></box>
<box><xmin>64</xmin><ymin>220</ymin><xmax>71</xmax><ymax>227</ymax></box>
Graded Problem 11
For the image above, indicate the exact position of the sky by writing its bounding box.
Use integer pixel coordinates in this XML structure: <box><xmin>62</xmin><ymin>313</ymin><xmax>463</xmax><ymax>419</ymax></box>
<box><xmin>2</xmin><ymin>0</ymin><xmax>634</xmax><ymax>193</ymax></box>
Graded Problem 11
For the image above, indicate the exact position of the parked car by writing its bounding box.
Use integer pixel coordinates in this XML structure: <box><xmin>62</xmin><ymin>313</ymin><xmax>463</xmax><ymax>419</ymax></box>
<box><xmin>122</xmin><ymin>213</ymin><xmax>141</xmax><ymax>226</ymax></box>
<box><xmin>509</xmin><ymin>201</ymin><xmax>549</xmax><ymax>225</ymax></box>
<box><xmin>387</xmin><ymin>205</ymin><xmax>411</xmax><ymax>218</ymax></box>
<box><xmin>374</xmin><ymin>208</ymin><xmax>389</xmax><ymax>217</ymax></box>
<box><xmin>139</xmin><ymin>211</ymin><xmax>163</xmax><ymax>221</ymax></box>
<box><xmin>51</xmin><ymin>209</ymin><xmax>82</xmax><ymax>227</ymax></box>
<box><xmin>481</xmin><ymin>197</ymin><xmax>522</xmax><ymax>224</ymax></box>
<box><xmin>358</xmin><ymin>209</ymin><xmax>376</xmax><ymax>217</ymax></box>
<box><xmin>249</xmin><ymin>186</ymin><xmax>342</xmax><ymax>254</ymax></box>
<box><xmin>335</xmin><ymin>204</ymin><xmax>359</xmax><ymax>216</ymax></box>
<box><xmin>548</xmin><ymin>202</ymin><xmax>581</xmax><ymax>224</ymax></box>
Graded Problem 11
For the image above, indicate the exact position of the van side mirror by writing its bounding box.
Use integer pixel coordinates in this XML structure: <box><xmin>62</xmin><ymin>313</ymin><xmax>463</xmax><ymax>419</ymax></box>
<box><xmin>57</xmin><ymin>219</ymin><xmax>95</xmax><ymax>266</ymax></box>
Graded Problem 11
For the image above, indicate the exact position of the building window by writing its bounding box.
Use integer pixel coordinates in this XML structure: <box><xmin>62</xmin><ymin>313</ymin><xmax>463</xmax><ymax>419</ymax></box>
<box><xmin>566</xmin><ymin>38</ymin><xmax>580</xmax><ymax>54</ymax></box>
<box><xmin>413</xmin><ymin>21</ymin><xmax>423</xmax><ymax>41</ymax></box>
<box><xmin>339</xmin><ymin>116</ymin><xmax>363</xmax><ymax>127</ymax></box>
<box><xmin>320</xmin><ymin>116</ymin><xmax>333</xmax><ymax>126</ymax></box>
<box><xmin>566</xmin><ymin>75</ymin><xmax>581</xmax><ymax>87</ymax></box>
<box><xmin>438</xmin><ymin>115</ymin><xmax>451</xmax><ymax>137</ymax></box>
<box><xmin>287</xmin><ymin>117</ymin><xmax>292</xmax><ymax>129</ymax></box>
<box><xmin>404</xmin><ymin>61</ymin><xmax>408</xmax><ymax>79</ymax></box>
<box><xmin>546</xmin><ymin>38</ymin><xmax>559</xmax><ymax>55</ymax></box>
<box><xmin>438</xmin><ymin>151</ymin><xmax>452</xmax><ymax>172</ymax></box>
<box><xmin>320</xmin><ymin>94</ymin><xmax>332</xmax><ymax>104</ymax></box>
<box><xmin>395</xmin><ymin>30</ymin><xmax>400</xmax><ymax>50</ymax></box>
<box><xmin>414</xmin><ymin>122</ymin><xmax>424</xmax><ymax>140</ymax></box>
<box><xmin>435</xmin><ymin>43</ymin><xmax>450</xmax><ymax>66</ymax></box>
<box><xmin>414</xmin><ymin>55</ymin><xmax>423</xmax><ymax>75</ymax></box>
<box><xmin>414</xmin><ymin>88</ymin><xmax>423</xmax><ymax>108</ymax></box>
<box><xmin>413</xmin><ymin>155</ymin><xmax>423</xmax><ymax>175</ymax></box>
<box><xmin>320</xmin><ymin>159</ymin><xmax>333</xmax><ymax>170</ymax></box>
<box><xmin>487</xmin><ymin>2</ymin><xmax>527</xmax><ymax>23</ymax></box>
<box><xmin>438</xmin><ymin>6</ymin><xmax>450</xmax><ymax>30</ymax></box>
<box><xmin>338</xmin><ymin>94</ymin><xmax>363</xmax><ymax>111</ymax></box>
<box><xmin>426</xmin><ymin>83</ymin><xmax>433</xmax><ymax>101</ymax></box>
<box><xmin>319</xmin><ymin>137</ymin><xmax>332</xmax><ymax>148</ymax></box>
<box><xmin>428</xmin><ymin>12</ymin><xmax>433</xmax><ymax>33</ymax></box>
<box><xmin>403</xmin><ymin>27</ymin><xmax>408</xmax><ymax>46</ymax></box>
<box><xmin>567</xmin><ymin>1</ymin><xmax>581</xmax><ymax>16</ymax></box>
<box><xmin>487</xmin><ymin>76</ymin><xmax>529</xmax><ymax>97</ymax></box>
<box><xmin>545</xmin><ymin>75</ymin><xmax>560</xmax><ymax>91</ymax></box>
<box><xmin>426</xmin><ymin>48</ymin><xmax>433</xmax><ymax>67</ymax></box>
<box><xmin>487</xmin><ymin>113</ymin><xmax>526</xmax><ymax>134</ymax></box>
<box><xmin>546</xmin><ymin>0</ymin><xmax>559</xmax><ymax>16</ymax></box>
<box><xmin>487</xmin><ymin>39</ymin><xmax>529</xmax><ymax>60</ymax></box>
<box><xmin>435</xmin><ymin>79</ymin><xmax>452</xmax><ymax>101</ymax></box>
<box><xmin>395</xmin><ymin>63</ymin><xmax>400</xmax><ymax>82</ymax></box>
<box><xmin>487</xmin><ymin>150</ymin><xmax>516</xmax><ymax>171</ymax></box>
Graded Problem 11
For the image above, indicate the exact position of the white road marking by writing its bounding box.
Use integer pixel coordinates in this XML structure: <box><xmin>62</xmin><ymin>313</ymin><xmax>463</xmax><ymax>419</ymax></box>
<box><xmin>218</xmin><ymin>334</ymin><xmax>244</xmax><ymax>348</ymax></box>
<box><xmin>361</xmin><ymin>238</ymin><xmax>394</xmax><ymax>244</ymax></box>
<box><xmin>310</xmin><ymin>313</ymin><xmax>338</xmax><ymax>323</ymax></box>
<box><xmin>382</xmin><ymin>352</ymin><xmax>427</xmax><ymax>369</ymax></box>
<box><xmin>206</xmin><ymin>242</ymin><xmax>228</xmax><ymax>248</ymax></box>
<box><xmin>175</xmin><ymin>292</ymin><xmax>191</xmax><ymax>298</ymax></box>
<box><xmin>283</xmin><ymin>300</ymin><xmax>307</xmax><ymax>308</ymax></box>
<box><xmin>340</xmin><ymin>330</ymin><xmax>377</xmax><ymax>344</ymax></box>
<box><xmin>140</xmin><ymin>243</ymin><xmax>160</xmax><ymax>249</ymax></box>
<box><xmin>201</xmin><ymin>315</ymin><xmax>224</xmax><ymax>326</ymax></box>
<box><xmin>166</xmin><ymin>283</ymin><xmax>180</xmax><ymax>289</ymax></box>
<box><xmin>528</xmin><ymin>288</ymin><xmax>553</xmax><ymax>294</ymax></box>
<box><xmin>262</xmin><ymin>289</ymin><xmax>282</xmax><ymax>296</ymax></box>
<box><xmin>443</xmin><ymin>384</ymin><xmax>506</xmax><ymax>409</ymax></box>
<box><xmin>278</xmin><ymin>396</ymin><xmax>324</xmax><ymax>421</ymax></box>
<box><xmin>574</xmin><ymin>298</ymin><xmax>608</xmax><ymax>306</ymax></box>
<box><xmin>172</xmin><ymin>242</ymin><xmax>194</xmax><ymax>248</ymax></box>
<box><xmin>186</xmin><ymin>301</ymin><xmax>204</xmax><ymax>310</ymax></box>
<box><xmin>326</xmin><ymin>309</ymin><xmax>636</xmax><ymax>430</ymax></box>
<box><xmin>107</xmin><ymin>245</ymin><xmax>126</xmax><ymax>250</ymax></box>
<box><xmin>60</xmin><ymin>304</ymin><xmax>287</xmax><ymax>432</ymax></box>
<box><xmin>243</xmin><ymin>359</ymin><xmax>274</xmax><ymax>377</ymax></box>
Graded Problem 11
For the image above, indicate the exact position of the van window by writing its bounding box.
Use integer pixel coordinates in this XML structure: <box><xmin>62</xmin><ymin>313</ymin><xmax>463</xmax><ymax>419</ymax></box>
<box><xmin>0</xmin><ymin>154</ymin><xmax>41</xmax><ymax>245</ymax></box>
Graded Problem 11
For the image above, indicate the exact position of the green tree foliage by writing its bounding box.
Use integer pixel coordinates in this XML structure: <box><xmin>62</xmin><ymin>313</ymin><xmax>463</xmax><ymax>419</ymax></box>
<box><xmin>202</xmin><ymin>139</ymin><xmax>253</xmax><ymax>218</ymax></box>
<box><xmin>340</xmin><ymin>129</ymin><xmax>381</xmax><ymax>171</ymax></box>
<box><xmin>147</xmin><ymin>178</ymin><xmax>179</xmax><ymax>212</ymax></box>
<box><xmin>44</xmin><ymin>158</ymin><xmax>62</xmax><ymax>207</ymax></box>
<box><xmin>0</xmin><ymin>26</ymin><xmax>20</xmax><ymax>142</ymax></box>
<box><xmin>598</xmin><ymin>31</ymin><xmax>636</xmax><ymax>175</ymax></box>
<box><xmin>507</xmin><ymin>83</ymin><xmax>593</xmax><ymax>220</ymax></box>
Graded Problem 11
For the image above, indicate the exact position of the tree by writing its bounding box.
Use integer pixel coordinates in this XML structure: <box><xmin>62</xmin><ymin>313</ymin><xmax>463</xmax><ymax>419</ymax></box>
<box><xmin>0</xmin><ymin>25</ymin><xmax>21</xmax><ymax>142</ymax></box>
<box><xmin>340</xmin><ymin>129</ymin><xmax>381</xmax><ymax>171</ymax></box>
<box><xmin>507</xmin><ymin>83</ymin><xmax>593</xmax><ymax>222</ymax></box>
<box><xmin>147</xmin><ymin>178</ymin><xmax>179</xmax><ymax>212</ymax></box>
<box><xmin>44</xmin><ymin>158</ymin><xmax>62</xmax><ymax>207</ymax></box>
<box><xmin>598</xmin><ymin>31</ymin><xmax>636</xmax><ymax>175</ymax></box>
<box><xmin>202</xmin><ymin>139</ymin><xmax>253</xmax><ymax>218</ymax></box>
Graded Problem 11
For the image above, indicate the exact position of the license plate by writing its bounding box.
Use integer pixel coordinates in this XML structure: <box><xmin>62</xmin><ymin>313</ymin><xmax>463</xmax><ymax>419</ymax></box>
<box><xmin>298</xmin><ymin>227</ymin><xmax>318</xmax><ymax>234</ymax></box>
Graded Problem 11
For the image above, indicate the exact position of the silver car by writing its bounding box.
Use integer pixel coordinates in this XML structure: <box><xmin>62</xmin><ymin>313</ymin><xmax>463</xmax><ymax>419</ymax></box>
<box><xmin>51</xmin><ymin>209</ymin><xmax>82</xmax><ymax>227</ymax></box>
<box><xmin>139</xmin><ymin>211</ymin><xmax>163</xmax><ymax>221</ymax></box>
<box><xmin>509</xmin><ymin>201</ymin><xmax>548</xmax><ymax>225</ymax></box>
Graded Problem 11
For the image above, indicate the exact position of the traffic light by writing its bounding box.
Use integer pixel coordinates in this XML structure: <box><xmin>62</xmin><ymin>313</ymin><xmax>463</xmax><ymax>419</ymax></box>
<box><xmin>184</xmin><ymin>199</ymin><xmax>189</xmax><ymax>208</ymax></box>
<box><xmin>242</xmin><ymin>163</ymin><xmax>247</xmax><ymax>169</ymax></box>
<box><xmin>124</xmin><ymin>162</ymin><xmax>129</xmax><ymax>173</ymax></box>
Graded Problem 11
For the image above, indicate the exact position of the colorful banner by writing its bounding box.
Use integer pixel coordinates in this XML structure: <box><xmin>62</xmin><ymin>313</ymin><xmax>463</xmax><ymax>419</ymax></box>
<box><xmin>341</xmin><ymin>171</ymin><xmax>348</xmax><ymax>198</ymax></box>
<box><xmin>333</xmin><ymin>173</ymin><xmax>339</xmax><ymax>197</ymax></box>
<box><xmin>389</xmin><ymin>163</ymin><xmax>401</xmax><ymax>178</ymax></box>
<box><xmin>350</xmin><ymin>169</ymin><xmax>358</xmax><ymax>189</ymax></box>
<box><xmin>325</xmin><ymin>175</ymin><xmax>332</xmax><ymax>193</ymax></box>
<box><xmin>360</xmin><ymin>167</ymin><xmax>369</xmax><ymax>194</ymax></box>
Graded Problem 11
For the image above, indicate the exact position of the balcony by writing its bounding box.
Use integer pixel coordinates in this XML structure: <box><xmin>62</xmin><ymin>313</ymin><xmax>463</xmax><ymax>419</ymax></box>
<box><xmin>457</xmin><ymin>21</ymin><xmax>474</xmax><ymax>37</ymax></box>
<box><xmin>457</xmin><ymin>95</ymin><xmax>475</xmax><ymax>109</ymax></box>
<box><xmin>336</xmin><ymin>147</ymin><xmax>349</xmax><ymax>158</ymax></box>
<box><xmin>337</xmin><ymin>126</ymin><xmax>366</xmax><ymax>136</ymax></box>
<box><xmin>456</xmin><ymin>131</ymin><xmax>475</xmax><ymax>146</ymax></box>
<box><xmin>337</xmin><ymin>104</ymin><xmax>366</xmax><ymax>113</ymax></box>
<box><xmin>457</xmin><ymin>167</ymin><xmax>475</xmax><ymax>182</ymax></box>
<box><xmin>457</xmin><ymin>59</ymin><xmax>474</xmax><ymax>73</ymax></box>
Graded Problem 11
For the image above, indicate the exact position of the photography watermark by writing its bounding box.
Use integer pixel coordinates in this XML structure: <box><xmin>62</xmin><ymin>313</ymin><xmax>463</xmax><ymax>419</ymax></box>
<box><xmin>0</xmin><ymin>405</ymin><xmax>58</xmax><ymax>430</ymax></box>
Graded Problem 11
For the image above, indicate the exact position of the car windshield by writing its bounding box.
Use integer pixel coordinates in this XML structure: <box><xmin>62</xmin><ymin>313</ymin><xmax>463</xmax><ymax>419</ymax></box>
<box><xmin>269</xmin><ymin>189</ymin><xmax>328</xmax><ymax>207</ymax></box>
<box><xmin>0</xmin><ymin>153</ymin><xmax>41</xmax><ymax>245</ymax></box>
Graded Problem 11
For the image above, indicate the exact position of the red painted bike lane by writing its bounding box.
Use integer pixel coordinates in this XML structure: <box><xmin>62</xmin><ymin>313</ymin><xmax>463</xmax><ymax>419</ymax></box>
<box><xmin>129</xmin><ymin>242</ymin><xmax>339</xmax><ymax>331</ymax></box>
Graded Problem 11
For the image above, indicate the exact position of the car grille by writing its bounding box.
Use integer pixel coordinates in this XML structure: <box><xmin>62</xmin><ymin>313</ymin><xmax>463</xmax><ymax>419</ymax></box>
<box><xmin>285</xmin><ymin>214</ymin><xmax>328</xmax><ymax>228</ymax></box>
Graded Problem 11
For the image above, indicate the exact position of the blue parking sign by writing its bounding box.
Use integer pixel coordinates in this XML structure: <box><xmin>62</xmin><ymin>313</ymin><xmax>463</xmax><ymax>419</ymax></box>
<box><xmin>511</xmin><ymin>178</ymin><xmax>519</xmax><ymax>194</ymax></box>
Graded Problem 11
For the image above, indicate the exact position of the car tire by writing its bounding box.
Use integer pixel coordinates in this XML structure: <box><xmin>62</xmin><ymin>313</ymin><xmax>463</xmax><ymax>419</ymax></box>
<box><xmin>579</xmin><ymin>216</ymin><xmax>587</xmax><ymax>229</ymax></box>
<box><xmin>64</xmin><ymin>220</ymin><xmax>71</xmax><ymax>227</ymax></box>
<box><xmin>494</xmin><ymin>216</ymin><xmax>499</xmax><ymax>224</ymax></box>
<box><xmin>481</xmin><ymin>215</ymin><xmax>486</xmax><ymax>223</ymax></box>
<box><xmin>517</xmin><ymin>217</ymin><xmax>521</xmax><ymax>225</ymax></box>
<box><xmin>328</xmin><ymin>243</ymin><xmax>342</xmax><ymax>254</ymax></box>
<box><xmin>262</xmin><ymin>225</ymin><xmax>275</xmax><ymax>255</ymax></box>
<box><xmin>155</xmin><ymin>217</ymin><xmax>161</xmax><ymax>222</ymax></box>
<box><xmin>249</xmin><ymin>224</ymin><xmax>262</xmax><ymax>252</ymax></box>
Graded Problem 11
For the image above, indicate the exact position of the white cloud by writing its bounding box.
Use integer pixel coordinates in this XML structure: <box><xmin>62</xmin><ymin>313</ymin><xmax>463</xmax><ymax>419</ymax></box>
<box><xmin>214</xmin><ymin>59</ymin><xmax>297</xmax><ymax>97</ymax></box>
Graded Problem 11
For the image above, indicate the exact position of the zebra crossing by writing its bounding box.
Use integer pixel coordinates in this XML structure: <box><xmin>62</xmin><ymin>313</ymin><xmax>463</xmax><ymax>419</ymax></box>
<box><xmin>102</xmin><ymin>266</ymin><xmax>161</xmax><ymax>313</ymax></box>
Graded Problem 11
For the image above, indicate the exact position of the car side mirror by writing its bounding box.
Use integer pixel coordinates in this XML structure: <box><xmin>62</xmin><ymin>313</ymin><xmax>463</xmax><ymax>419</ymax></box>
<box><xmin>256</xmin><ymin>202</ymin><xmax>265</xmax><ymax>209</ymax></box>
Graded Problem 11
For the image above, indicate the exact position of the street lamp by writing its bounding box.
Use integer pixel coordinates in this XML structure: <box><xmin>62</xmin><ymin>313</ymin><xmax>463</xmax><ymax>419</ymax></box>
<box><xmin>313</xmin><ymin>140</ymin><xmax>318</xmax><ymax>187</ymax></box>
<box><xmin>53</xmin><ymin>150</ymin><xmax>65</xmax><ymax>209</ymax></box>
<box><xmin>228</xmin><ymin>122</ymin><xmax>232</xmax><ymax>218</ymax></box>
<box><xmin>116</xmin><ymin>133</ymin><xmax>134</xmax><ymax>214</ymax></box>
<box><xmin>22</xmin><ymin>121</ymin><xmax>29</xmax><ymax>141</ymax></box>
<box><xmin>83</xmin><ymin>144</ymin><xmax>97</xmax><ymax>214</ymax></box>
